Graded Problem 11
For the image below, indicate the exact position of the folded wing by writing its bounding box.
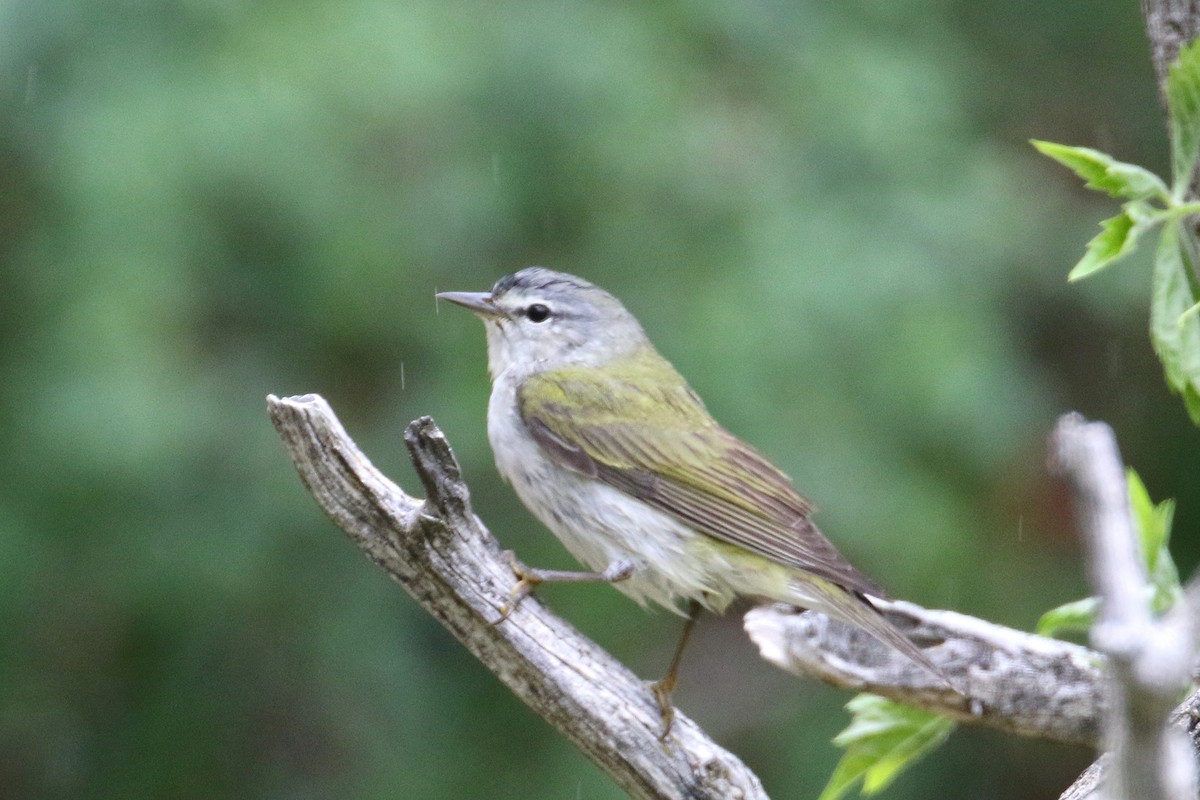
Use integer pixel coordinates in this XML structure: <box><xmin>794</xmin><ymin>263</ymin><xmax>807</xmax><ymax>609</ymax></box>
<box><xmin>518</xmin><ymin>360</ymin><xmax>884</xmax><ymax>598</ymax></box>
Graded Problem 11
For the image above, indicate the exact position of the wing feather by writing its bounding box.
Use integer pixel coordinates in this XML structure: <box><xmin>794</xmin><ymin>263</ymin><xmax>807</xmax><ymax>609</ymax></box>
<box><xmin>518</xmin><ymin>361</ymin><xmax>884</xmax><ymax>597</ymax></box>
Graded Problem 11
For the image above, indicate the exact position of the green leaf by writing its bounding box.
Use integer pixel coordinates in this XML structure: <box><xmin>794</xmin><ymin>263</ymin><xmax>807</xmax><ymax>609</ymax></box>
<box><xmin>1150</xmin><ymin>554</ymin><xmax>1183</xmax><ymax>616</ymax></box>
<box><xmin>1032</xmin><ymin>140</ymin><xmax>1170</xmax><ymax>200</ymax></box>
<box><xmin>1127</xmin><ymin>469</ymin><xmax>1183</xmax><ymax>614</ymax></box>
<box><xmin>1150</xmin><ymin>223</ymin><xmax>1200</xmax><ymax>423</ymax></box>
<box><xmin>1127</xmin><ymin>469</ymin><xmax>1166</xmax><ymax>568</ymax></box>
<box><xmin>819</xmin><ymin>695</ymin><xmax>955</xmax><ymax>800</ymax></box>
<box><xmin>1181</xmin><ymin>298</ymin><xmax>1200</xmax><ymax>323</ymax></box>
<box><xmin>1036</xmin><ymin>596</ymin><xmax>1099</xmax><ymax>638</ymax></box>
<box><xmin>1167</xmin><ymin>37</ymin><xmax>1200</xmax><ymax>191</ymax></box>
<box><xmin>1067</xmin><ymin>212</ymin><xmax>1141</xmax><ymax>281</ymax></box>
<box><xmin>1126</xmin><ymin>199</ymin><xmax>1162</xmax><ymax>226</ymax></box>
<box><xmin>1106</xmin><ymin>162</ymin><xmax>1173</xmax><ymax>201</ymax></box>
<box><xmin>1038</xmin><ymin>472</ymin><xmax>1181</xmax><ymax>639</ymax></box>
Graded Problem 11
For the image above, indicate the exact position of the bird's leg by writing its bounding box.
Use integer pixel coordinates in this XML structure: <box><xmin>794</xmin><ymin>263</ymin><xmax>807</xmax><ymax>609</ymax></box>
<box><xmin>496</xmin><ymin>551</ymin><xmax>635</xmax><ymax>620</ymax></box>
<box><xmin>650</xmin><ymin>599</ymin><xmax>703</xmax><ymax>739</ymax></box>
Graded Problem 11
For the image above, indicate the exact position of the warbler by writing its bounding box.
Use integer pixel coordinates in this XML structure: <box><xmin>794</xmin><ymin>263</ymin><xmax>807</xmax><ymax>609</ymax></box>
<box><xmin>438</xmin><ymin>267</ymin><xmax>950</xmax><ymax>728</ymax></box>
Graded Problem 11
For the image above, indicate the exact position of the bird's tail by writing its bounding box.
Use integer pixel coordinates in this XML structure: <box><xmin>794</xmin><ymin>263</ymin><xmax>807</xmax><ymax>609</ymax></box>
<box><xmin>786</xmin><ymin>576</ymin><xmax>961</xmax><ymax>694</ymax></box>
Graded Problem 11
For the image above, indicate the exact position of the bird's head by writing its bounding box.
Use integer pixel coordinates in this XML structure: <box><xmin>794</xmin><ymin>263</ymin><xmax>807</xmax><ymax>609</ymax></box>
<box><xmin>438</xmin><ymin>267</ymin><xmax>649</xmax><ymax>380</ymax></box>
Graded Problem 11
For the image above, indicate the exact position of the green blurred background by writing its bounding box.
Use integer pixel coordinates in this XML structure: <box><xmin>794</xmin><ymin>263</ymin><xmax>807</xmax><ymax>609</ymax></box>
<box><xmin>3</xmin><ymin>1</ymin><xmax>1199</xmax><ymax>797</ymax></box>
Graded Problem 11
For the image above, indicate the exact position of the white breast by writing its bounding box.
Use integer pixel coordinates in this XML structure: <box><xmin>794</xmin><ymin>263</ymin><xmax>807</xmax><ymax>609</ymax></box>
<box><xmin>485</xmin><ymin>372</ymin><xmax>735</xmax><ymax>615</ymax></box>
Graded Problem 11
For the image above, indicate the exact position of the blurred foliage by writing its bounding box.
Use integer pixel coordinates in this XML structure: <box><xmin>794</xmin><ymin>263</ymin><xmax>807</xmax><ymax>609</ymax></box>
<box><xmin>819</xmin><ymin>695</ymin><xmax>954</xmax><ymax>800</ymax></box>
<box><xmin>1</xmin><ymin>1</ymin><xmax>1197</xmax><ymax>798</ymax></box>
<box><xmin>1038</xmin><ymin>468</ymin><xmax>1182</xmax><ymax>639</ymax></box>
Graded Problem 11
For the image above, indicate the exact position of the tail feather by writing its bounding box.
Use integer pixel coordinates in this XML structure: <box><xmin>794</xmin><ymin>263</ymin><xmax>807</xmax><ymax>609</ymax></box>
<box><xmin>790</xmin><ymin>578</ymin><xmax>961</xmax><ymax>693</ymax></box>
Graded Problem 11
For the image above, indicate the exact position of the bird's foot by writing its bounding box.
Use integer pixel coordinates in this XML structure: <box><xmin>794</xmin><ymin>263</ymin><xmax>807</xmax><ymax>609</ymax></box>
<box><xmin>648</xmin><ymin>674</ymin><xmax>678</xmax><ymax>742</ymax></box>
<box><xmin>495</xmin><ymin>550</ymin><xmax>543</xmax><ymax>622</ymax></box>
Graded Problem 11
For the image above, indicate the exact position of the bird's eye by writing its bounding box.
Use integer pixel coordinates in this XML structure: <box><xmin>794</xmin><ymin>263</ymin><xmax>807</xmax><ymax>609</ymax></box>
<box><xmin>526</xmin><ymin>303</ymin><xmax>551</xmax><ymax>323</ymax></box>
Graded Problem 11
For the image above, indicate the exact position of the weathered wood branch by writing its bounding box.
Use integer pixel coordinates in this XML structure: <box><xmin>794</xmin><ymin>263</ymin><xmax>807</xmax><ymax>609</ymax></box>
<box><xmin>270</xmin><ymin>394</ymin><xmax>1200</xmax><ymax>798</ymax></box>
<box><xmin>266</xmin><ymin>393</ymin><xmax>768</xmax><ymax>800</ymax></box>
<box><xmin>745</xmin><ymin>600</ymin><xmax>1103</xmax><ymax>746</ymax></box>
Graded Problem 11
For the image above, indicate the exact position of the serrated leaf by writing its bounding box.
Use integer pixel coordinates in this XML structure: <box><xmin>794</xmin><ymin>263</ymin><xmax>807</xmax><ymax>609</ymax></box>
<box><xmin>1167</xmin><ymin>37</ymin><xmax>1200</xmax><ymax>191</ymax></box>
<box><xmin>818</xmin><ymin>695</ymin><xmax>955</xmax><ymax>800</ymax></box>
<box><xmin>1032</xmin><ymin>140</ymin><xmax>1170</xmax><ymax>200</ymax></box>
<box><xmin>1067</xmin><ymin>213</ymin><xmax>1140</xmax><ymax>281</ymax></box>
<box><xmin>1150</xmin><ymin>223</ymin><xmax>1200</xmax><ymax>424</ymax></box>
<box><xmin>1036</xmin><ymin>596</ymin><xmax>1099</xmax><ymax>638</ymax></box>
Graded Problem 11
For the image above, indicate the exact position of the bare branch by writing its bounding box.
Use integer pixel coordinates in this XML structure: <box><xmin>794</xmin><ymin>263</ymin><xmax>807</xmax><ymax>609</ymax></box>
<box><xmin>1059</xmin><ymin>689</ymin><xmax>1200</xmax><ymax>799</ymax></box>
<box><xmin>270</xmin><ymin>396</ymin><xmax>1200</xmax><ymax>799</ymax></box>
<box><xmin>266</xmin><ymin>393</ymin><xmax>768</xmax><ymax>800</ymax></box>
<box><xmin>1059</xmin><ymin>757</ymin><xmax>1113</xmax><ymax>800</ymax></box>
<box><xmin>750</xmin><ymin>413</ymin><xmax>1200</xmax><ymax>800</ymax></box>
<box><xmin>1050</xmin><ymin>413</ymin><xmax>1197</xmax><ymax>800</ymax></box>
<box><xmin>745</xmin><ymin>601</ymin><xmax>1103</xmax><ymax>746</ymax></box>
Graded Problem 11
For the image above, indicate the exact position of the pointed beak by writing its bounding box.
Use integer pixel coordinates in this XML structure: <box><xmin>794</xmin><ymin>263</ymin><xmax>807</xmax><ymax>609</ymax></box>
<box><xmin>436</xmin><ymin>290</ymin><xmax>503</xmax><ymax>319</ymax></box>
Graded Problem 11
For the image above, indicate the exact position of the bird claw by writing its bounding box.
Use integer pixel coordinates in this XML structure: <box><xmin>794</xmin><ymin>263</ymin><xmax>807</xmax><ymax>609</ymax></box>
<box><xmin>649</xmin><ymin>675</ymin><xmax>678</xmax><ymax>741</ymax></box>
<box><xmin>495</xmin><ymin>551</ymin><xmax>542</xmax><ymax>622</ymax></box>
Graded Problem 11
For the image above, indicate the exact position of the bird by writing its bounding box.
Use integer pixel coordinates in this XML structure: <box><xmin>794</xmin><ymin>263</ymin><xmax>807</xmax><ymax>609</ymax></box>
<box><xmin>437</xmin><ymin>267</ymin><xmax>953</xmax><ymax>732</ymax></box>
